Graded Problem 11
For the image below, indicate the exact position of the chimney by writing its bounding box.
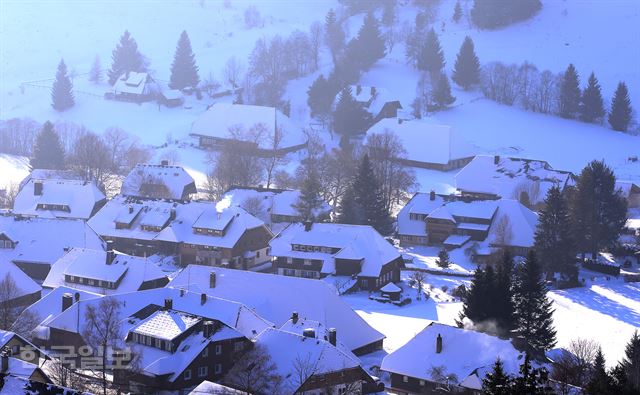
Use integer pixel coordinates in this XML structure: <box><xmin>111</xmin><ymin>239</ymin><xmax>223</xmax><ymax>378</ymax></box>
<box><xmin>356</xmin><ymin>85</ymin><xmax>362</xmax><ymax>95</ymax></box>
<box><xmin>436</xmin><ymin>333</ymin><xmax>443</xmax><ymax>354</ymax></box>
<box><xmin>161</xmin><ymin>160</ymin><xmax>169</xmax><ymax>166</ymax></box>
<box><xmin>128</xmin><ymin>205</ymin><xmax>134</xmax><ymax>214</ymax></box>
<box><xmin>203</xmin><ymin>320</ymin><xmax>214</xmax><ymax>338</ymax></box>
<box><xmin>34</xmin><ymin>181</ymin><xmax>43</xmax><ymax>196</ymax></box>
<box><xmin>200</xmin><ymin>293</ymin><xmax>207</xmax><ymax>305</ymax></box>
<box><xmin>106</xmin><ymin>250</ymin><xmax>115</xmax><ymax>265</ymax></box>
<box><xmin>303</xmin><ymin>328</ymin><xmax>316</xmax><ymax>339</ymax></box>
<box><xmin>1</xmin><ymin>351</ymin><xmax>7</xmax><ymax>373</ymax></box>
<box><xmin>494</xmin><ymin>155</ymin><xmax>500</xmax><ymax>165</ymax></box>
<box><xmin>164</xmin><ymin>298</ymin><xmax>173</xmax><ymax>310</ymax></box>
<box><xmin>291</xmin><ymin>311</ymin><xmax>299</xmax><ymax>324</ymax></box>
<box><xmin>430</xmin><ymin>190</ymin><xmax>436</xmax><ymax>201</ymax></box>
<box><xmin>74</xmin><ymin>292</ymin><xmax>80</xmax><ymax>303</ymax></box>
<box><xmin>304</xmin><ymin>221</ymin><xmax>313</xmax><ymax>232</ymax></box>
<box><xmin>169</xmin><ymin>207</ymin><xmax>176</xmax><ymax>221</ymax></box>
<box><xmin>370</xmin><ymin>86</ymin><xmax>376</xmax><ymax>96</ymax></box>
<box><xmin>62</xmin><ymin>293</ymin><xmax>74</xmax><ymax>311</ymax></box>
<box><xmin>209</xmin><ymin>272</ymin><xmax>216</xmax><ymax>288</ymax></box>
<box><xmin>328</xmin><ymin>328</ymin><xmax>337</xmax><ymax>346</ymax></box>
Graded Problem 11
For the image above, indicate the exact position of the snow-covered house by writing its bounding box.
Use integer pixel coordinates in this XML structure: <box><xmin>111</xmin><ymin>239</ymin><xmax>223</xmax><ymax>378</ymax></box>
<box><xmin>88</xmin><ymin>196</ymin><xmax>273</xmax><ymax>269</ymax></box>
<box><xmin>43</xmin><ymin>248</ymin><xmax>169</xmax><ymax>295</ymax></box>
<box><xmin>35</xmin><ymin>287</ymin><xmax>271</xmax><ymax>392</ymax></box>
<box><xmin>121</xmin><ymin>162</ymin><xmax>197</xmax><ymax>201</ymax></box>
<box><xmin>381</xmin><ymin>322</ymin><xmax>524</xmax><ymax>395</ymax></box>
<box><xmin>0</xmin><ymin>213</ymin><xmax>105</xmax><ymax>280</ymax></box>
<box><xmin>110</xmin><ymin>71</ymin><xmax>157</xmax><ymax>102</ymax></box>
<box><xmin>616</xmin><ymin>180</ymin><xmax>640</xmax><ymax>209</ymax></box>
<box><xmin>397</xmin><ymin>191</ymin><xmax>448</xmax><ymax>246</ymax></box>
<box><xmin>269</xmin><ymin>222</ymin><xmax>403</xmax><ymax>291</ymax></box>
<box><xmin>190</xmin><ymin>103</ymin><xmax>308</xmax><ymax>155</ymax></box>
<box><xmin>187</xmin><ymin>381</ymin><xmax>246</xmax><ymax>395</ymax></box>
<box><xmin>222</xmin><ymin>187</ymin><xmax>331</xmax><ymax>229</ymax></box>
<box><xmin>0</xmin><ymin>354</ymin><xmax>51</xmax><ymax>385</ymax></box>
<box><xmin>255</xmin><ymin>327</ymin><xmax>375</xmax><ymax>394</ymax></box>
<box><xmin>13</xmin><ymin>170</ymin><xmax>106</xmax><ymax>220</ymax></box>
<box><xmin>366</xmin><ymin>119</ymin><xmax>475</xmax><ymax>171</ymax></box>
<box><xmin>455</xmin><ymin>155</ymin><xmax>574</xmax><ymax>208</ymax></box>
<box><xmin>0</xmin><ymin>330</ymin><xmax>46</xmax><ymax>366</ymax></box>
<box><xmin>0</xmin><ymin>261</ymin><xmax>41</xmax><ymax>307</ymax></box>
<box><xmin>168</xmin><ymin>265</ymin><xmax>386</xmax><ymax>355</ymax></box>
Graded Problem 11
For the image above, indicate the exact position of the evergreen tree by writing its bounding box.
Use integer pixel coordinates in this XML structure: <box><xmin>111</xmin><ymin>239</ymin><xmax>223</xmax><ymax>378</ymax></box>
<box><xmin>338</xmin><ymin>185</ymin><xmax>364</xmax><ymax>224</ymax></box>
<box><xmin>570</xmin><ymin>160</ymin><xmax>628</xmax><ymax>256</ymax></box>
<box><xmin>431</xmin><ymin>72</ymin><xmax>456</xmax><ymax>109</ymax></box>
<box><xmin>325</xmin><ymin>9</ymin><xmax>345</xmax><ymax>66</ymax></box>
<box><xmin>511</xmin><ymin>353</ymin><xmax>553</xmax><ymax>394</ymax></box>
<box><xmin>307</xmin><ymin>75</ymin><xmax>336</xmax><ymax>117</ymax></box>
<box><xmin>579</xmin><ymin>72</ymin><xmax>605</xmax><ymax>123</ymax></box>
<box><xmin>559</xmin><ymin>64</ymin><xmax>581</xmax><ymax>119</ymax></box>
<box><xmin>586</xmin><ymin>347</ymin><xmax>614</xmax><ymax>395</ymax></box>
<box><xmin>452</xmin><ymin>36</ymin><xmax>481</xmax><ymax>90</ymax></box>
<box><xmin>619</xmin><ymin>331</ymin><xmax>640</xmax><ymax>392</ymax></box>
<box><xmin>169</xmin><ymin>31</ymin><xmax>200</xmax><ymax>90</ymax></box>
<box><xmin>608</xmin><ymin>81</ymin><xmax>633</xmax><ymax>132</ymax></box>
<box><xmin>513</xmin><ymin>251</ymin><xmax>557</xmax><ymax>352</ymax></box>
<box><xmin>352</xmin><ymin>12</ymin><xmax>386</xmax><ymax>70</ymax></box>
<box><xmin>89</xmin><ymin>55</ymin><xmax>103</xmax><ymax>84</ymax></box>
<box><xmin>533</xmin><ymin>186</ymin><xmax>577</xmax><ymax>281</ymax></box>
<box><xmin>51</xmin><ymin>59</ymin><xmax>75</xmax><ymax>112</ymax></box>
<box><xmin>293</xmin><ymin>168</ymin><xmax>325</xmax><ymax>221</ymax></box>
<box><xmin>494</xmin><ymin>249</ymin><xmax>515</xmax><ymax>333</ymax></box>
<box><xmin>108</xmin><ymin>30</ymin><xmax>145</xmax><ymax>85</ymax></box>
<box><xmin>436</xmin><ymin>248</ymin><xmax>450</xmax><ymax>269</ymax></box>
<box><xmin>382</xmin><ymin>1</ymin><xmax>396</xmax><ymax>26</ymax></box>
<box><xmin>333</xmin><ymin>86</ymin><xmax>371</xmax><ymax>136</ymax></box>
<box><xmin>482</xmin><ymin>358</ymin><xmax>513</xmax><ymax>395</ymax></box>
<box><xmin>418</xmin><ymin>28</ymin><xmax>445</xmax><ymax>77</ymax></box>
<box><xmin>31</xmin><ymin>121</ymin><xmax>65</xmax><ymax>170</ymax></box>
<box><xmin>459</xmin><ymin>266</ymin><xmax>495</xmax><ymax>327</ymax></box>
<box><xmin>453</xmin><ymin>1</ymin><xmax>462</xmax><ymax>22</ymax></box>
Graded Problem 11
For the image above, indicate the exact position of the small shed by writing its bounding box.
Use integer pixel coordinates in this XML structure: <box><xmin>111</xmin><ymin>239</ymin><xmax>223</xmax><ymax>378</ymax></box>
<box><xmin>159</xmin><ymin>89</ymin><xmax>184</xmax><ymax>108</ymax></box>
<box><xmin>380</xmin><ymin>282</ymin><xmax>402</xmax><ymax>301</ymax></box>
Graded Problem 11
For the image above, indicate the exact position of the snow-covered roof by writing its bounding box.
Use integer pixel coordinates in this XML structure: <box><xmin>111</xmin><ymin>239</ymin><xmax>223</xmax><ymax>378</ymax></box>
<box><xmin>131</xmin><ymin>310</ymin><xmax>201</xmax><ymax>341</ymax></box>
<box><xmin>222</xmin><ymin>187</ymin><xmax>330</xmax><ymax>227</ymax></box>
<box><xmin>43</xmin><ymin>287</ymin><xmax>271</xmax><ymax>347</ymax></box>
<box><xmin>88</xmin><ymin>196</ymin><xmax>269</xmax><ymax>249</ymax></box>
<box><xmin>19</xmin><ymin>286</ymin><xmax>102</xmax><ymax>329</ymax></box>
<box><xmin>487</xmin><ymin>199</ymin><xmax>539</xmax><ymax>248</ymax></box>
<box><xmin>112</xmin><ymin>72</ymin><xmax>152</xmax><ymax>95</ymax></box>
<box><xmin>455</xmin><ymin>155</ymin><xmax>574</xmax><ymax>205</ymax></box>
<box><xmin>255</xmin><ymin>327</ymin><xmax>362</xmax><ymax>390</ymax></box>
<box><xmin>188</xmin><ymin>381</ymin><xmax>246</xmax><ymax>395</ymax></box>
<box><xmin>366</xmin><ymin>118</ymin><xmax>475</xmax><ymax>166</ymax></box>
<box><xmin>43</xmin><ymin>248</ymin><xmax>167</xmax><ymax>295</ymax></box>
<box><xmin>381</xmin><ymin>322</ymin><xmax>524</xmax><ymax>388</ymax></box>
<box><xmin>0</xmin><ymin>214</ymin><xmax>105</xmax><ymax>267</ymax></box>
<box><xmin>427</xmin><ymin>200</ymin><xmax>499</xmax><ymax>222</ymax></box>
<box><xmin>0</xmin><ymin>260</ymin><xmax>41</xmax><ymax>297</ymax></box>
<box><xmin>397</xmin><ymin>192</ymin><xmax>446</xmax><ymax>237</ymax></box>
<box><xmin>168</xmin><ymin>265</ymin><xmax>385</xmax><ymax>352</ymax></box>
<box><xmin>269</xmin><ymin>222</ymin><xmax>401</xmax><ymax>278</ymax></box>
<box><xmin>191</xmin><ymin>103</ymin><xmax>306</xmax><ymax>150</ymax></box>
<box><xmin>380</xmin><ymin>282</ymin><xmax>401</xmax><ymax>293</ymax></box>
<box><xmin>121</xmin><ymin>163</ymin><xmax>196</xmax><ymax>201</ymax></box>
<box><xmin>2</xmin><ymin>357</ymin><xmax>42</xmax><ymax>380</ymax></box>
<box><xmin>13</xmin><ymin>173</ymin><xmax>105</xmax><ymax>220</ymax></box>
<box><xmin>616</xmin><ymin>180</ymin><xmax>640</xmax><ymax>199</ymax></box>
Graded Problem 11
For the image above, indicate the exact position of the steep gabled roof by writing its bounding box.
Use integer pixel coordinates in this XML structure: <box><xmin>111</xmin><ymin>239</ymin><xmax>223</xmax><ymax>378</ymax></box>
<box><xmin>121</xmin><ymin>163</ymin><xmax>195</xmax><ymax>200</ymax></box>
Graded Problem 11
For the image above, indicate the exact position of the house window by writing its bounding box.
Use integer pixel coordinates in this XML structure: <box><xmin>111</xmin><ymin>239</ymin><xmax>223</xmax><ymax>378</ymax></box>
<box><xmin>420</xmin><ymin>380</ymin><xmax>425</xmax><ymax>386</ymax></box>
<box><xmin>403</xmin><ymin>376</ymin><xmax>408</xmax><ymax>383</ymax></box>
<box><xmin>146</xmin><ymin>336</ymin><xmax>152</xmax><ymax>346</ymax></box>
<box><xmin>165</xmin><ymin>341</ymin><xmax>172</xmax><ymax>352</ymax></box>
<box><xmin>198</xmin><ymin>366</ymin><xmax>208</xmax><ymax>377</ymax></box>
<box><xmin>234</xmin><ymin>342</ymin><xmax>244</xmax><ymax>352</ymax></box>
<box><xmin>215</xmin><ymin>344</ymin><xmax>222</xmax><ymax>355</ymax></box>
<box><xmin>256</xmin><ymin>251</ymin><xmax>260</xmax><ymax>258</ymax></box>
<box><xmin>286</xmin><ymin>257</ymin><xmax>292</xmax><ymax>264</ymax></box>
<box><xmin>304</xmin><ymin>259</ymin><xmax>311</xmax><ymax>266</ymax></box>
<box><xmin>184</xmin><ymin>369</ymin><xmax>192</xmax><ymax>380</ymax></box>
<box><xmin>214</xmin><ymin>363</ymin><xmax>222</xmax><ymax>374</ymax></box>
<box><xmin>155</xmin><ymin>338</ymin><xmax>162</xmax><ymax>348</ymax></box>
<box><xmin>202</xmin><ymin>347</ymin><xmax>209</xmax><ymax>358</ymax></box>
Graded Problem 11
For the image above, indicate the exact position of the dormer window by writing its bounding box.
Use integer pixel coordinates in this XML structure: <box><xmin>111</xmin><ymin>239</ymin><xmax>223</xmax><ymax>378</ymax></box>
<box><xmin>0</xmin><ymin>240</ymin><xmax>13</xmax><ymax>249</ymax></box>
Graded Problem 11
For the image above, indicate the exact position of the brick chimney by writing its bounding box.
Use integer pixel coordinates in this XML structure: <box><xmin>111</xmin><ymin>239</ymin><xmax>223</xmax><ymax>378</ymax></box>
<box><xmin>106</xmin><ymin>250</ymin><xmax>116</xmax><ymax>265</ymax></box>
<box><xmin>164</xmin><ymin>298</ymin><xmax>173</xmax><ymax>310</ymax></box>
<box><xmin>430</xmin><ymin>190</ymin><xmax>436</xmax><ymax>201</ymax></box>
<box><xmin>34</xmin><ymin>181</ymin><xmax>43</xmax><ymax>196</ymax></box>
<box><xmin>200</xmin><ymin>293</ymin><xmax>207</xmax><ymax>305</ymax></box>
<box><xmin>291</xmin><ymin>311</ymin><xmax>299</xmax><ymax>324</ymax></box>
<box><xmin>436</xmin><ymin>333</ymin><xmax>443</xmax><ymax>354</ymax></box>
<box><xmin>328</xmin><ymin>328</ymin><xmax>337</xmax><ymax>346</ymax></box>
<box><xmin>209</xmin><ymin>271</ymin><xmax>216</xmax><ymax>288</ymax></box>
<box><xmin>62</xmin><ymin>293</ymin><xmax>73</xmax><ymax>311</ymax></box>
<box><xmin>203</xmin><ymin>320</ymin><xmax>214</xmax><ymax>338</ymax></box>
<box><xmin>303</xmin><ymin>328</ymin><xmax>315</xmax><ymax>339</ymax></box>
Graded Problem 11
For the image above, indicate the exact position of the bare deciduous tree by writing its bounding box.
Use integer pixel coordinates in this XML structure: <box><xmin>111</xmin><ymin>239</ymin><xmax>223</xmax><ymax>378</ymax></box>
<box><xmin>290</xmin><ymin>352</ymin><xmax>319</xmax><ymax>393</ymax></box>
<box><xmin>409</xmin><ymin>270</ymin><xmax>426</xmax><ymax>300</ymax></box>
<box><xmin>10</xmin><ymin>308</ymin><xmax>41</xmax><ymax>341</ymax></box>
<box><xmin>0</xmin><ymin>274</ymin><xmax>24</xmax><ymax>331</ymax></box>
<box><xmin>309</xmin><ymin>21</ymin><xmax>323</xmax><ymax>71</ymax></box>
<box><xmin>224</xmin><ymin>56</ymin><xmax>244</xmax><ymax>89</ymax></box>
<box><xmin>481</xmin><ymin>62</ymin><xmax>520</xmax><ymax>106</ymax></box>
<box><xmin>263</xmin><ymin>126</ymin><xmax>289</xmax><ymax>189</ymax></box>
<box><xmin>240</xmin><ymin>195</ymin><xmax>265</xmax><ymax>218</ymax></box>
<box><xmin>223</xmin><ymin>344</ymin><xmax>283</xmax><ymax>394</ymax></box>
<box><xmin>552</xmin><ymin>338</ymin><xmax>599</xmax><ymax>390</ymax></box>
<box><xmin>69</xmin><ymin>131</ymin><xmax>112</xmax><ymax>192</ymax></box>
<box><xmin>491</xmin><ymin>215</ymin><xmax>513</xmax><ymax>247</ymax></box>
<box><xmin>48</xmin><ymin>357</ymin><xmax>86</xmax><ymax>391</ymax></box>
<box><xmin>0</xmin><ymin>182</ymin><xmax>19</xmax><ymax>209</ymax></box>
<box><xmin>0</xmin><ymin>118</ymin><xmax>40</xmax><ymax>156</ymax></box>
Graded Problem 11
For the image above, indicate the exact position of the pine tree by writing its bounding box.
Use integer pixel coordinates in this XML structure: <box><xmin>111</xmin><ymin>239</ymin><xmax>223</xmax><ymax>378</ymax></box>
<box><xmin>382</xmin><ymin>1</ymin><xmax>395</xmax><ymax>26</ymax></box>
<box><xmin>512</xmin><ymin>251</ymin><xmax>557</xmax><ymax>352</ymax></box>
<box><xmin>31</xmin><ymin>121</ymin><xmax>65</xmax><ymax>170</ymax></box>
<box><xmin>169</xmin><ymin>30</ymin><xmax>200</xmax><ymax>90</ymax></box>
<box><xmin>494</xmin><ymin>249</ymin><xmax>515</xmax><ymax>333</ymax></box>
<box><xmin>586</xmin><ymin>347</ymin><xmax>614</xmax><ymax>395</ymax></box>
<box><xmin>511</xmin><ymin>353</ymin><xmax>552</xmax><ymax>394</ymax></box>
<box><xmin>307</xmin><ymin>75</ymin><xmax>335</xmax><ymax>117</ymax></box>
<box><xmin>51</xmin><ymin>59</ymin><xmax>75</xmax><ymax>111</ymax></box>
<box><xmin>570</xmin><ymin>160</ymin><xmax>628</xmax><ymax>257</ymax></box>
<box><xmin>452</xmin><ymin>36</ymin><xmax>481</xmax><ymax>90</ymax></box>
<box><xmin>338</xmin><ymin>185</ymin><xmax>364</xmax><ymax>224</ymax></box>
<box><xmin>459</xmin><ymin>267</ymin><xmax>494</xmax><ymax>327</ymax></box>
<box><xmin>108</xmin><ymin>30</ymin><xmax>145</xmax><ymax>85</ymax></box>
<box><xmin>559</xmin><ymin>64</ymin><xmax>581</xmax><ymax>119</ymax></box>
<box><xmin>89</xmin><ymin>55</ymin><xmax>103</xmax><ymax>84</ymax></box>
<box><xmin>352</xmin><ymin>12</ymin><xmax>386</xmax><ymax>70</ymax></box>
<box><xmin>579</xmin><ymin>72</ymin><xmax>605</xmax><ymax>123</ymax></box>
<box><xmin>482</xmin><ymin>358</ymin><xmax>513</xmax><ymax>395</ymax></box>
<box><xmin>431</xmin><ymin>72</ymin><xmax>456</xmax><ymax>110</ymax></box>
<box><xmin>533</xmin><ymin>186</ymin><xmax>577</xmax><ymax>281</ymax></box>
<box><xmin>418</xmin><ymin>28</ymin><xmax>445</xmax><ymax>77</ymax></box>
<box><xmin>619</xmin><ymin>331</ymin><xmax>640</xmax><ymax>392</ymax></box>
<box><xmin>608</xmin><ymin>81</ymin><xmax>633</xmax><ymax>132</ymax></box>
<box><xmin>436</xmin><ymin>248</ymin><xmax>450</xmax><ymax>269</ymax></box>
<box><xmin>293</xmin><ymin>168</ymin><xmax>325</xmax><ymax>221</ymax></box>
<box><xmin>325</xmin><ymin>9</ymin><xmax>345</xmax><ymax>66</ymax></box>
<box><xmin>333</xmin><ymin>86</ymin><xmax>371</xmax><ymax>136</ymax></box>
<box><xmin>453</xmin><ymin>1</ymin><xmax>463</xmax><ymax>22</ymax></box>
